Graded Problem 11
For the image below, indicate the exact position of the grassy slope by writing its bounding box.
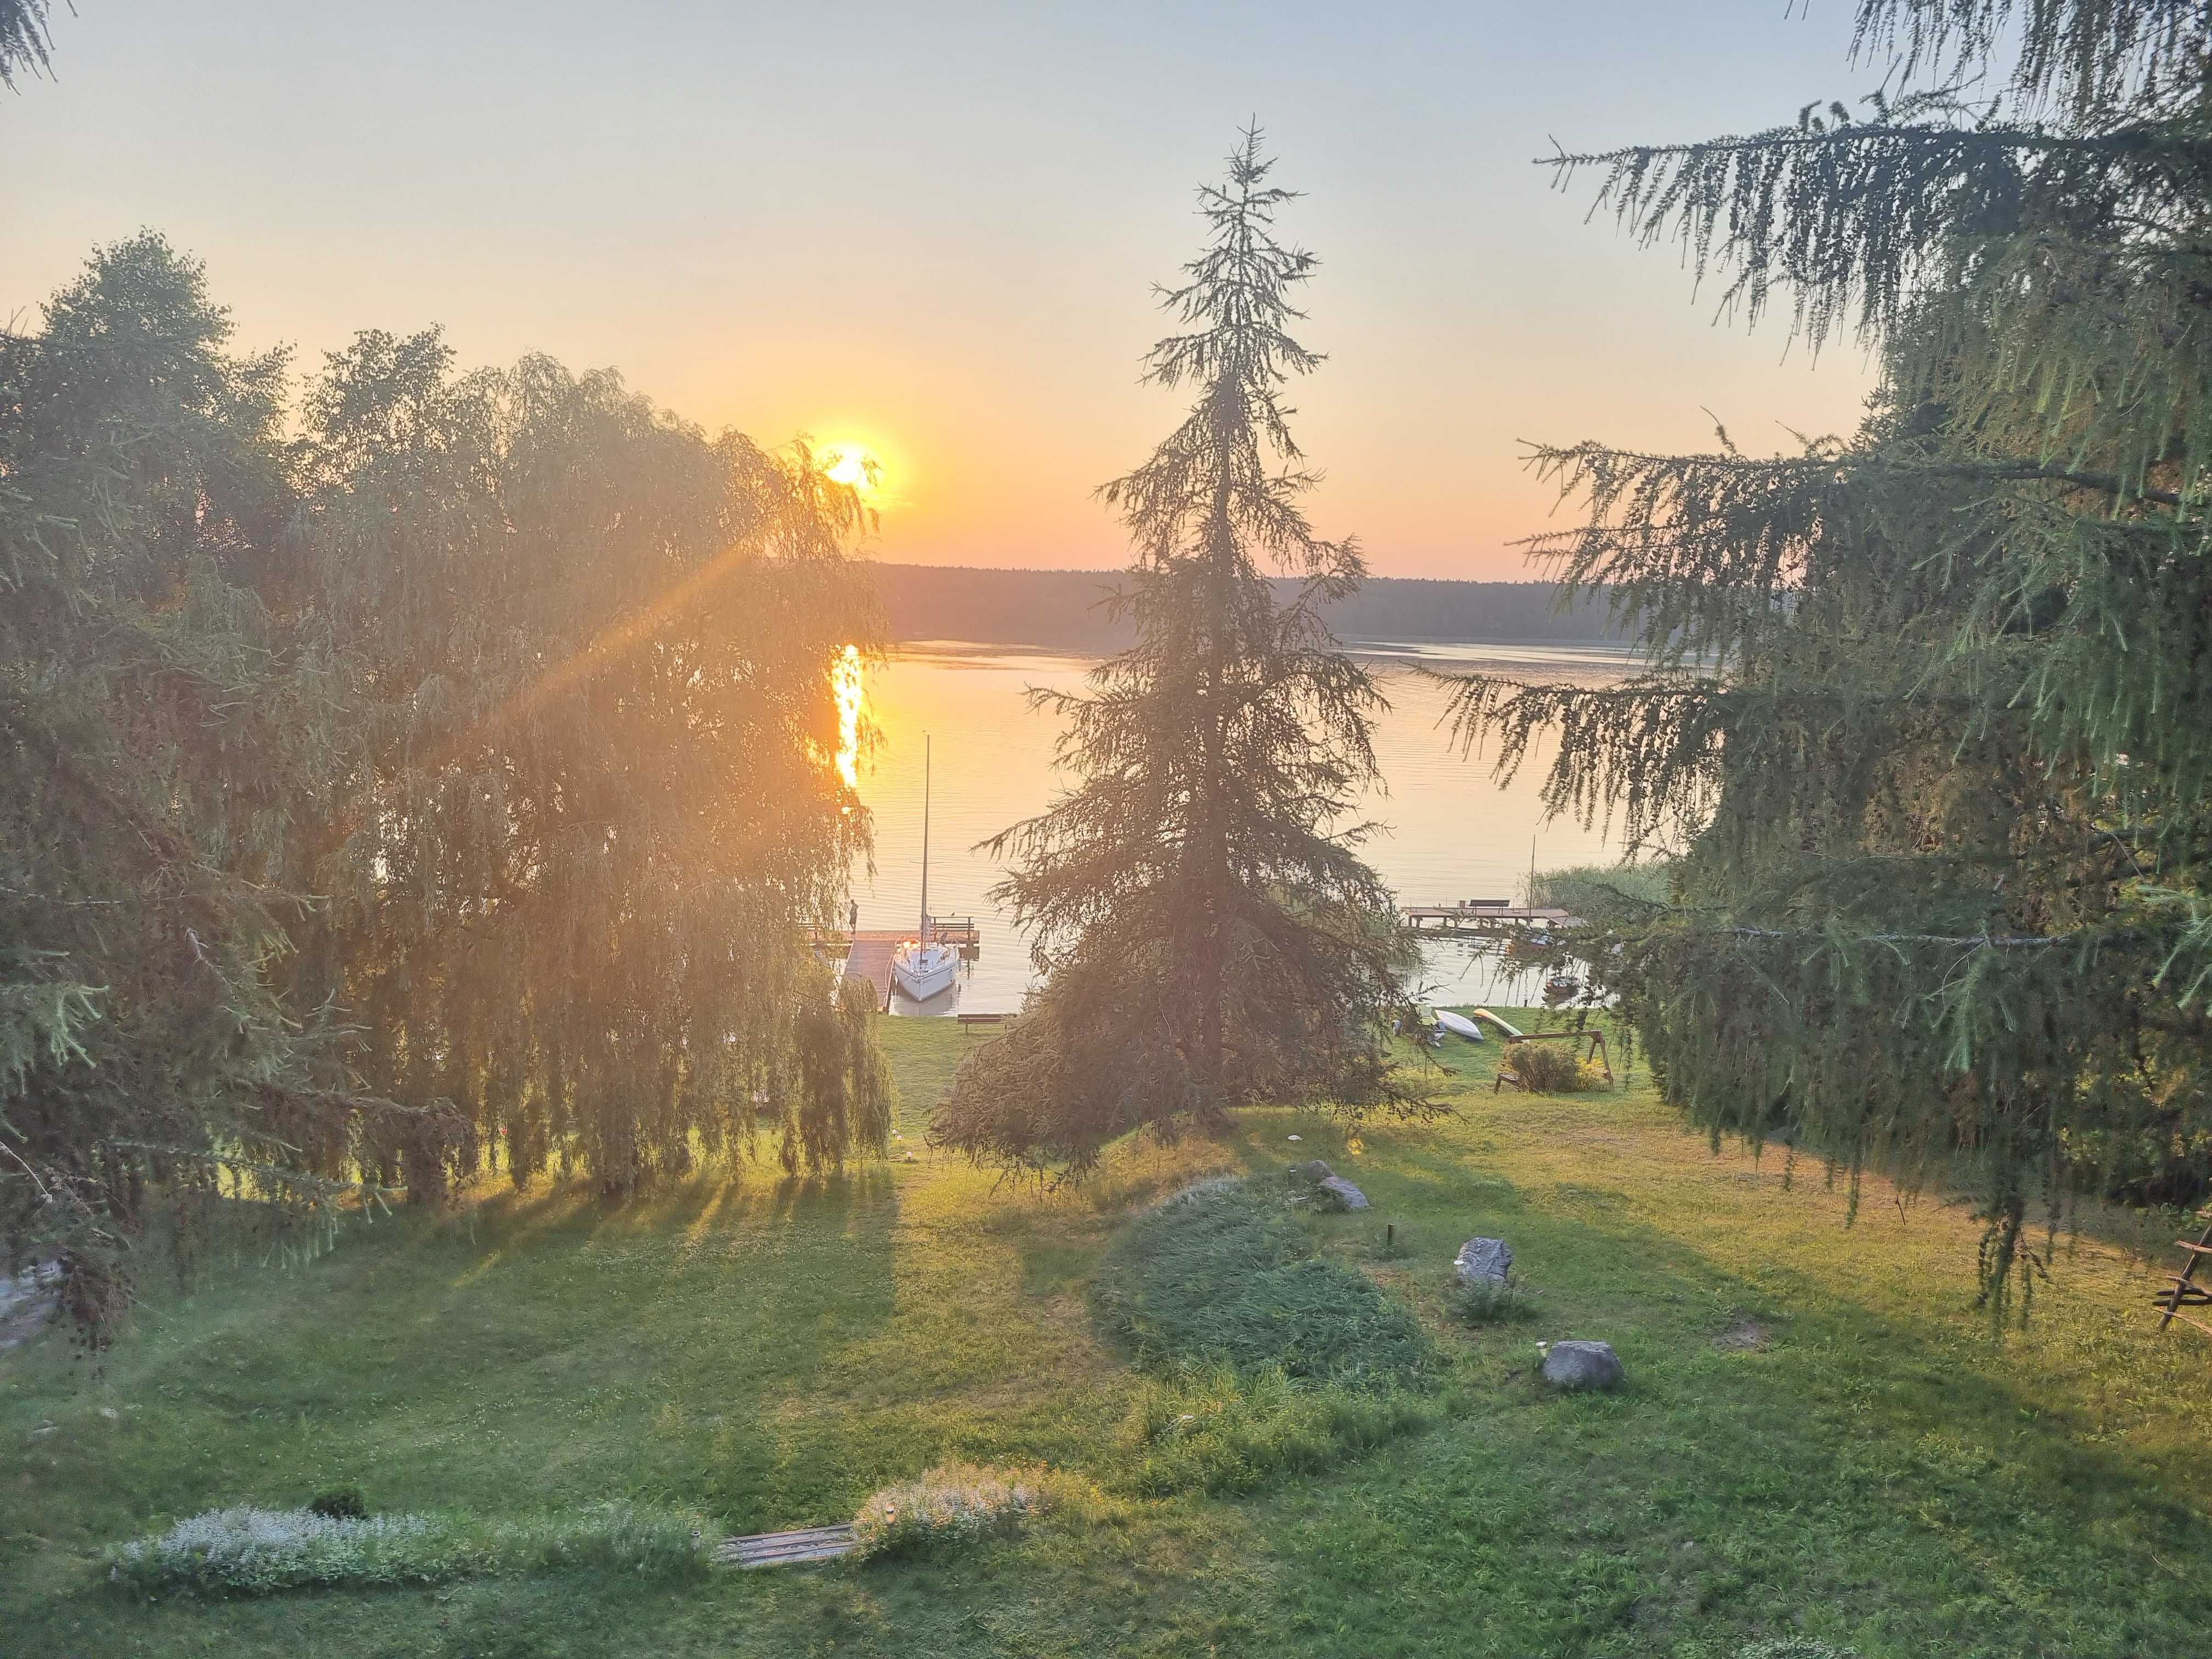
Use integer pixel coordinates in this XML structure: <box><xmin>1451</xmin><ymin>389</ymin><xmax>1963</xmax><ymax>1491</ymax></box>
<box><xmin>4</xmin><ymin>1014</ymin><xmax>2209</xmax><ymax>1657</ymax></box>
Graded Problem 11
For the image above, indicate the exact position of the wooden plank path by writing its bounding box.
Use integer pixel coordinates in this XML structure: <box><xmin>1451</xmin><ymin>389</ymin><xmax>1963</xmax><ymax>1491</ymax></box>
<box><xmin>841</xmin><ymin>934</ymin><xmax>900</xmax><ymax>1012</ymax></box>
<box><xmin>715</xmin><ymin>1523</ymin><xmax>858</xmax><ymax>1568</ymax></box>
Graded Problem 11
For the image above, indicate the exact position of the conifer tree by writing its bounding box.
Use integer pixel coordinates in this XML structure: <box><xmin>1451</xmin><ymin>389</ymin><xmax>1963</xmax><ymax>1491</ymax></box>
<box><xmin>1453</xmin><ymin>1</ymin><xmax>2212</xmax><ymax>1311</ymax></box>
<box><xmin>0</xmin><ymin>0</ymin><xmax>54</xmax><ymax>88</ymax></box>
<box><xmin>933</xmin><ymin>129</ymin><xmax>1429</xmax><ymax>1180</ymax></box>
<box><xmin>0</xmin><ymin>235</ymin><xmax>392</xmax><ymax>1340</ymax></box>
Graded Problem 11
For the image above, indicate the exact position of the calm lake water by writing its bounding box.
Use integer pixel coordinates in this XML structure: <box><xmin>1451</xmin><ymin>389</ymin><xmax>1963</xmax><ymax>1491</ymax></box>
<box><xmin>848</xmin><ymin>639</ymin><xmax>1635</xmax><ymax>1015</ymax></box>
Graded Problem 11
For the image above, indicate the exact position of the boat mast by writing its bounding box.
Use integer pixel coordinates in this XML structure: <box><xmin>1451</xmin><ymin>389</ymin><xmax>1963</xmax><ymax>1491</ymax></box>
<box><xmin>918</xmin><ymin>734</ymin><xmax>932</xmax><ymax>943</ymax></box>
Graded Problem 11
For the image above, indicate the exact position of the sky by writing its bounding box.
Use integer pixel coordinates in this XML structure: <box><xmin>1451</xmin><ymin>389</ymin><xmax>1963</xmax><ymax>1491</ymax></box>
<box><xmin>4</xmin><ymin>1</ymin><xmax>1890</xmax><ymax>578</ymax></box>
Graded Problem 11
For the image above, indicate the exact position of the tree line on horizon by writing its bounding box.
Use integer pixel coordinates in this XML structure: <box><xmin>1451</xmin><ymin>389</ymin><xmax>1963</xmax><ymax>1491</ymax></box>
<box><xmin>870</xmin><ymin>563</ymin><xmax>1628</xmax><ymax>652</ymax></box>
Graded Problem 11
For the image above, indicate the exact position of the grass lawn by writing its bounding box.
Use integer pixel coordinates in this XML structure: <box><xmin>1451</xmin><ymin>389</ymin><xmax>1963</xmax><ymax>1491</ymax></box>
<box><xmin>5</xmin><ymin>1012</ymin><xmax>2210</xmax><ymax>1657</ymax></box>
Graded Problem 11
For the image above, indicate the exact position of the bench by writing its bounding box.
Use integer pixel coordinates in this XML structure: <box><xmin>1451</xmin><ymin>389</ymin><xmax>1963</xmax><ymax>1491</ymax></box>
<box><xmin>956</xmin><ymin>1012</ymin><xmax>1009</xmax><ymax>1036</ymax></box>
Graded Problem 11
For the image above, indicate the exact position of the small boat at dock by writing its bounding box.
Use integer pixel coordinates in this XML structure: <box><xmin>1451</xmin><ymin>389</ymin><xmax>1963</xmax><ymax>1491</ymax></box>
<box><xmin>891</xmin><ymin>736</ymin><xmax>961</xmax><ymax>1002</ymax></box>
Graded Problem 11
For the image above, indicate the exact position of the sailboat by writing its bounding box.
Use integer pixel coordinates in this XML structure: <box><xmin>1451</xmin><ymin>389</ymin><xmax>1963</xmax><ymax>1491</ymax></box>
<box><xmin>891</xmin><ymin>735</ymin><xmax>960</xmax><ymax>1002</ymax></box>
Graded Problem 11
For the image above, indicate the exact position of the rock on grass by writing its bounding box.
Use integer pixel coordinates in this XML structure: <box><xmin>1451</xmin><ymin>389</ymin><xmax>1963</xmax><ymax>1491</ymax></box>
<box><xmin>1540</xmin><ymin>1340</ymin><xmax>1623</xmax><ymax>1391</ymax></box>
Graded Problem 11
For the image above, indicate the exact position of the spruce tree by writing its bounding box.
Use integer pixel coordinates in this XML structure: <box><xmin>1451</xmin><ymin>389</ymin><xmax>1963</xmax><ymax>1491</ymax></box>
<box><xmin>0</xmin><ymin>235</ymin><xmax>383</xmax><ymax>1340</ymax></box>
<box><xmin>1453</xmin><ymin>1</ymin><xmax>2212</xmax><ymax>1312</ymax></box>
<box><xmin>933</xmin><ymin>128</ymin><xmax>1429</xmax><ymax>1180</ymax></box>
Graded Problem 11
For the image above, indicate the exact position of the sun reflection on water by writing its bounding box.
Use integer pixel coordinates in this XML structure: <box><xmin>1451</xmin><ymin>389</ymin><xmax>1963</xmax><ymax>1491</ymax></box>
<box><xmin>832</xmin><ymin>644</ymin><xmax>864</xmax><ymax>791</ymax></box>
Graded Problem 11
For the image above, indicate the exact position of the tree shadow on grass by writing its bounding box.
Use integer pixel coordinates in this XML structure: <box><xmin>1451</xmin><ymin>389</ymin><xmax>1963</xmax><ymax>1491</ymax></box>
<box><xmin>1266</xmin><ymin>1127</ymin><xmax>2212</xmax><ymax>1654</ymax></box>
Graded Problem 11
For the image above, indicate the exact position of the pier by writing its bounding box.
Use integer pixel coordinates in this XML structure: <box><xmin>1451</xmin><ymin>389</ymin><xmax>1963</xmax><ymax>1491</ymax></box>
<box><xmin>1402</xmin><ymin>902</ymin><xmax>1578</xmax><ymax>935</ymax></box>
<box><xmin>811</xmin><ymin>918</ymin><xmax>983</xmax><ymax>1011</ymax></box>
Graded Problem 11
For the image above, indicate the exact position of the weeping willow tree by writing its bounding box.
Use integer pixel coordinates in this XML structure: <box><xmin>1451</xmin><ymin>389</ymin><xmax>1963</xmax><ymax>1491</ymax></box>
<box><xmin>3</xmin><ymin>238</ymin><xmax>890</xmax><ymax>1344</ymax></box>
<box><xmin>1452</xmin><ymin>0</ymin><xmax>2212</xmax><ymax>1312</ymax></box>
<box><xmin>932</xmin><ymin>128</ymin><xmax>1430</xmax><ymax>1181</ymax></box>
<box><xmin>285</xmin><ymin>331</ymin><xmax>890</xmax><ymax>1198</ymax></box>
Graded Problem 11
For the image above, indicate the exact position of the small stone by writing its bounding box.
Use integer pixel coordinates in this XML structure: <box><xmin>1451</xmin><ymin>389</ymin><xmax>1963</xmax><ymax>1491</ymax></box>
<box><xmin>1288</xmin><ymin>1159</ymin><xmax>1334</xmax><ymax>1182</ymax></box>
<box><xmin>1541</xmin><ymin>1339</ymin><xmax>1624</xmax><ymax>1391</ymax></box>
<box><xmin>1286</xmin><ymin>1134</ymin><xmax>1302</xmax><ymax>1142</ymax></box>
<box><xmin>1317</xmin><ymin>1176</ymin><xmax>1369</xmax><ymax>1210</ymax></box>
<box><xmin>1454</xmin><ymin>1237</ymin><xmax>1514</xmax><ymax>1285</ymax></box>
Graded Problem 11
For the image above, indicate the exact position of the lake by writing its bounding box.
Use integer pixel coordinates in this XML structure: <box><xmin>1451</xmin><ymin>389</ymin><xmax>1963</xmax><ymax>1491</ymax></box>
<box><xmin>847</xmin><ymin>639</ymin><xmax>1636</xmax><ymax>1014</ymax></box>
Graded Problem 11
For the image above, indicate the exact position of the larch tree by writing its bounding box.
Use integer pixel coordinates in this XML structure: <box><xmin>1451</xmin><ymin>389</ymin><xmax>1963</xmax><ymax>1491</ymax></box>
<box><xmin>1451</xmin><ymin>0</ymin><xmax>2212</xmax><ymax>1312</ymax></box>
<box><xmin>933</xmin><ymin>128</ymin><xmax>1431</xmax><ymax>1181</ymax></box>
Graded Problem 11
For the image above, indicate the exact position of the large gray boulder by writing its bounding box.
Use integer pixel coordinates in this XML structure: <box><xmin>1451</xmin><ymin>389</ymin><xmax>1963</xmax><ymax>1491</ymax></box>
<box><xmin>1454</xmin><ymin>1237</ymin><xmax>1514</xmax><ymax>1285</ymax></box>
<box><xmin>1317</xmin><ymin>1175</ymin><xmax>1369</xmax><ymax>1210</ymax></box>
<box><xmin>1541</xmin><ymin>1339</ymin><xmax>1624</xmax><ymax>1391</ymax></box>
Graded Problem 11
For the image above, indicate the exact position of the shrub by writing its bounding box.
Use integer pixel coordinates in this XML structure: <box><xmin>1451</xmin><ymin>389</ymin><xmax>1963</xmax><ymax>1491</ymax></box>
<box><xmin>850</xmin><ymin>1463</ymin><xmax>1047</xmax><ymax>1561</ymax></box>
<box><xmin>1095</xmin><ymin>1178</ymin><xmax>1436</xmax><ymax>1390</ymax></box>
<box><xmin>1120</xmin><ymin>1364</ymin><xmax>1432</xmax><ymax>1496</ymax></box>
<box><xmin>1506</xmin><ymin>1042</ymin><xmax>1602</xmax><ymax>1093</ymax></box>
<box><xmin>305</xmin><ymin>1489</ymin><xmax>368</xmax><ymax>1521</ymax></box>
<box><xmin>105</xmin><ymin>1503</ymin><xmax>709</xmax><ymax>1596</ymax></box>
<box><xmin>106</xmin><ymin>1508</ymin><xmax>486</xmax><ymax>1595</ymax></box>
<box><xmin>1443</xmin><ymin>1274</ymin><xmax>1536</xmax><ymax>1325</ymax></box>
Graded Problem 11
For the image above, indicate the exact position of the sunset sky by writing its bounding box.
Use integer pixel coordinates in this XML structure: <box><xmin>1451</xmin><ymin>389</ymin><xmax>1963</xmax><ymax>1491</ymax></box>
<box><xmin>5</xmin><ymin>1</ymin><xmax>1883</xmax><ymax>578</ymax></box>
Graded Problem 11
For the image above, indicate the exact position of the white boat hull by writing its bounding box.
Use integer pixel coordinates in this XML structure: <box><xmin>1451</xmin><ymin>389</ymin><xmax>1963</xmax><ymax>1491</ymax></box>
<box><xmin>1434</xmin><ymin>1008</ymin><xmax>1486</xmax><ymax>1042</ymax></box>
<box><xmin>892</xmin><ymin>944</ymin><xmax>960</xmax><ymax>1001</ymax></box>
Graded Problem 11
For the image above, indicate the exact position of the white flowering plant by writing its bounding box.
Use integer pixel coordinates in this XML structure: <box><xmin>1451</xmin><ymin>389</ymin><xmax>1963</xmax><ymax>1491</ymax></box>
<box><xmin>849</xmin><ymin>1462</ymin><xmax>1048</xmax><ymax>1561</ymax></box>
<box><xmin>106</xmin><ymin>1502</ymin><xmax>709</xmax><ymax>1596</ymax></box>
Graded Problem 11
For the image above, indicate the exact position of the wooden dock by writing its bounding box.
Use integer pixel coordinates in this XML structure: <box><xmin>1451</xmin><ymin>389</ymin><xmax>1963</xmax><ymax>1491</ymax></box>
<box><xmin>842</xmin><ymin>934</ymin><xmax>901</xmax><ymax>1010</ymax></box>
<box><xmin>811</xmin><ymin>919</ymin><xmax>982</xmax><ymax>1011</ymax></box>
<box><xmin>1403</xmin><ymin>904</ymin><xmax>1578</xmax><ymax>934</ymax></box>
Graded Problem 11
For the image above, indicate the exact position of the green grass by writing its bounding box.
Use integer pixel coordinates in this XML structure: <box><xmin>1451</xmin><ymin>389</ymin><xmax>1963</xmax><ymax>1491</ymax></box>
<box><xmin>4</xmin><ymin>1011</ymin><xmax>2211</xmax><ymax>1656</ymax></box>
<box><xmin>1094</xmin><ymin>1176</ymin><xmax>1437</xmax><ymax>1389</ymax></box>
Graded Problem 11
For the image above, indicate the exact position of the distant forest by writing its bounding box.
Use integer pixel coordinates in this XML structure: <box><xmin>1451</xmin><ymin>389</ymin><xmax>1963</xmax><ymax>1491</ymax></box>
<box><xmin>872</xmin><ymin>563</ymin><xmax>1626</xmax><ymax>650</ymax></box>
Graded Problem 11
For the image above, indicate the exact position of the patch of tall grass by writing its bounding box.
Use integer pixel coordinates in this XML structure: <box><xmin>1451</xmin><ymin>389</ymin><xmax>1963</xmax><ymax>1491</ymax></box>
<box><xmin>1442</xmin><ymin>1274</ymin><xmax>1537</xmax><ymax>1325</ymax></box>
<box><xmin>850</xmin><ymin>1462</ymin><xmax>1052</xmax><ymax>1560</ymax></box>
<box><xmin>1506</xmin><ymin>1042</ymin><xmax>1604</xmax><ymax>1093</ymax></box>
<box><xmin>105</xmin><ymin>1503</ymin><xmax>708</xmax><ymax>1596</ymax></box>
<box><xmin>1118</xmin><ymin>1365</ymin><xmax>1434</xmax><ymax>1496</ymax></box>
<box><xmin>1094</xmin><ymin>1178</ymin><xmax>1438</xmax><ymax>1391</ymax></box>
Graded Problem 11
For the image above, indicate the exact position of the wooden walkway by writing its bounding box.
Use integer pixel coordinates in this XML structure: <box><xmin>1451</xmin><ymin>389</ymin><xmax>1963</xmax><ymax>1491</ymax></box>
<box><xmin>1404</xmin><ymin>904</ymin><xmax>1578</xmax><ymax>933</ymax></box>
<box><xmin>842</xmin><ymin>933</ymin><xmax>902</xmax><ymax>1011</ymax></box>
<box><xmin>716</xmin><ymin>1524</ymin><xmax>857</xmax><ymax>1568</ymax></box>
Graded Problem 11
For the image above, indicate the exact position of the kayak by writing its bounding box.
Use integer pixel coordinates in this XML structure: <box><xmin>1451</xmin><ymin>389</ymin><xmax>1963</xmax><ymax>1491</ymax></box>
<box><xmin>1434</xmin><ymin>1009</ymin><xmax>1486</xmax><ymax>1042</ymax></box>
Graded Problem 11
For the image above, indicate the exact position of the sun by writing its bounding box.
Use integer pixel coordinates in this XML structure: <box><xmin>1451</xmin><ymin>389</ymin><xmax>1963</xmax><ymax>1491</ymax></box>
<box><xmin>822</xmin><ymin>441</ymin><xmax>882</xmax><ymax>495</ymax></box>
